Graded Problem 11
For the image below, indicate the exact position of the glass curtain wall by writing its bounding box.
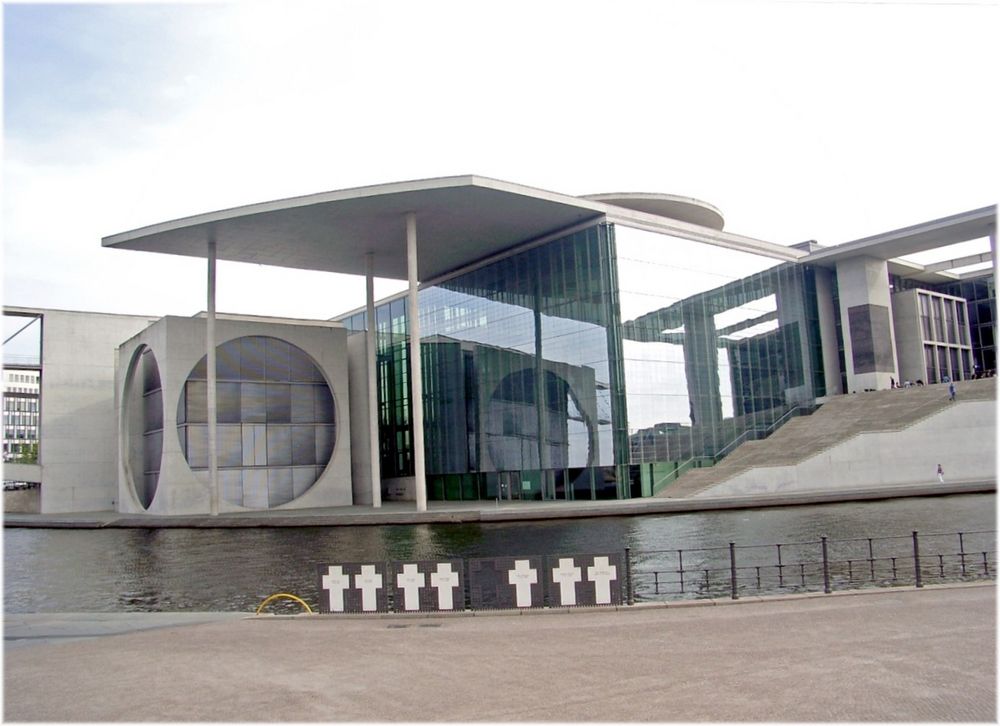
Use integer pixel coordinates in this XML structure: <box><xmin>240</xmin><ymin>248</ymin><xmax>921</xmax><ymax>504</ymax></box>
<box><xmin>347</xmin><ymin>224</ymin><xmax>622</xmax><ymax>502</ymax></box>
<box><xmin>345</xmin><ymin>223</ymin><xmax>824</xmax><ymax>502</ymax></box>
<box><xmin>614</xmin><ymin>226</ymin><xmax>824</xmax><ymax>495</ymax></box>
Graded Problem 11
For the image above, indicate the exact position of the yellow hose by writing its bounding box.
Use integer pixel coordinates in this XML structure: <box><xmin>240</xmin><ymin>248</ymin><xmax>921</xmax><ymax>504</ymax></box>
<box><xmin>255</xmin><ymin>592</ymin><xmax>314</xmax><ymax>615</ymax></box>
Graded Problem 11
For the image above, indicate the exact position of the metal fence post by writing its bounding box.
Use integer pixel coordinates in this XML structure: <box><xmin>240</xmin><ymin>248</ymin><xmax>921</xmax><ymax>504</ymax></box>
<box><xmin>821</xmin><ymin>536</ymin><xmax>831</xmax><ymax>593</ymax></box>
<box><xmin>729</xmin><ymin>542</ymin><xmax>738</xmax><ymax>600</ymax></box>
<box><xmin>624</xmin><ymin>547</ymin><xmax>634</xmax><ymax>606</ymax></box>
<box><xmin>912</xmin><ymin>531</ymin><xmax>923</xmax><ymax>588</ymax></box>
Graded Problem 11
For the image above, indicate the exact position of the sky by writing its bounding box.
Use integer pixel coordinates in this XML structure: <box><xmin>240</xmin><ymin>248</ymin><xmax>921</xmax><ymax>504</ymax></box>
<box><xmin>3</xmin><ymin>0</ymin><xmax>998</xmax><ymax>331</ymax></box>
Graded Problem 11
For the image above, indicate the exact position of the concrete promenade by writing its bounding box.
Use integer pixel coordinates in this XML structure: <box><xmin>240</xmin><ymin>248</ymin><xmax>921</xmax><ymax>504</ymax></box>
<box><xmin>3</xmin><ymin>583</ymin><xmax>995</xmax><ymax>721</ymax></box>
<box><xmin>4</xmin><ymin>479</ymin><xmax>994</xmax><ymax>529</ymax></box>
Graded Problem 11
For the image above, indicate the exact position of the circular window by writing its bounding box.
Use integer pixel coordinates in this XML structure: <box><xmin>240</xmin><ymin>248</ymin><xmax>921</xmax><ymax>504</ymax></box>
<box><xmin>123</xmin><ymin>346</ymin><xmax>163</xmax><ymax>510</ymax></box>
<box><xmin>176</xmin><ymin>336</ymin><xmax>336</xmax><ymax>508</ymax></box>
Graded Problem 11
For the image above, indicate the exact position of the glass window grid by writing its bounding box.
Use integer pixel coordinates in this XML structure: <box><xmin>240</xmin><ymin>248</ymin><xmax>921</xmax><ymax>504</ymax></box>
<box><xmin>176</xmin><ymin>336</ymin><xmax>335</xmax><ymax>508</ymax></box>
<box><xmin>359</xmin><ymin>222</ymin><xmax>824</xmax><ymax>502</ymax></box>
<box><xmin>615</xmin><ymin>226</ymin><xmax>818</xmax><ymax>465</ymax></box>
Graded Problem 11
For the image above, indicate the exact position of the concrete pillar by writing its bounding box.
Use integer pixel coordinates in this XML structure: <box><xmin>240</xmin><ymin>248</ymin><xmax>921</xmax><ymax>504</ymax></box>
<box><xmin>813</xmin><ymin>267</ymin><xmax>844</xmax><ymax>397</ymax></box>
<box><xmin>406</xmin><ymin>213</ymin><xmax>427</xmax><ymax>512</ymax></box>
<box><xmin>206</xmin><ymin>239</ymin><xmax>219</xmax><ymax>516</ymax></box>
<box><xmin>682</xmin><ymin>303</ymin><xmax>722</xmax><ymax>454</ymax></box>
<box><xmin>835</xmin><ymin>255</ymin><xmax>898</xmax><ymax>393</ymax></box>
<box><xmin>365</xmin><ymin>253</ymin><xmax>382</xmax><ymax>508</ymax></box>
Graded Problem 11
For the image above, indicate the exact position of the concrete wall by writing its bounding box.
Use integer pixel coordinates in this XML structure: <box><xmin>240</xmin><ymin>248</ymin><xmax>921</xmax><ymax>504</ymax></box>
<box><xmin>891</xmin><ymin>289</ymin><xmax>924</xmax><ymax>384</ymax></box>
<box><xmin>4</xmin><ymin>486</ymin><xmax>40</xmax><ymax>513</ymax></box>
<box><xmin>347</xmin><ymin>333</ymin><xmax>374</xmax><ymax>505</ymax></box>
<box><xmin>40</xmin><ymin>310</ymin><xmax>158</xmax><ymax>513</ymax></box>
<box><xmin>116</xmin><ymin>315</ymin><xmax>353</xmax><ymax>515</ymax></box>
<box><xmin>696</xmin><ymin>399</ymin><xmax>996</xmax><ymax>497</ymax></box>
<box><xmin>3</xmin><ymin>463</ymin><xmax>41</xmax><ymax>483</ymax></box>
<box><xmin>836</xmin><ymin>256</ymin><xmax>898</xmax><ymax>392</ymax></box>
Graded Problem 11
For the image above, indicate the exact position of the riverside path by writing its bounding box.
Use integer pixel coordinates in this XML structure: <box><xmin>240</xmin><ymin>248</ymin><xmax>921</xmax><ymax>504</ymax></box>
<box><xmin>3</xmin><ymin>583</ymin><xmax>994</xmax><ymax>721</ymax></box>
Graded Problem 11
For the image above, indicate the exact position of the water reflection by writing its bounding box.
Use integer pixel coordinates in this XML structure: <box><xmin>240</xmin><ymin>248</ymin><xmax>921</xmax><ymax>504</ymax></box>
<box><xmin>4</xmin><ymin>494</ymin><xmax>994</xmax><ymax>613</ymax></box>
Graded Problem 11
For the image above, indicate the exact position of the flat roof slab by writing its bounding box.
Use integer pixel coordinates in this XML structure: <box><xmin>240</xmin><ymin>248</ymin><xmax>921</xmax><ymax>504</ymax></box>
<box><xmin>103</xmin><ymin>176</ymin><xmax>608</xmax><ymax>281</ymax></box>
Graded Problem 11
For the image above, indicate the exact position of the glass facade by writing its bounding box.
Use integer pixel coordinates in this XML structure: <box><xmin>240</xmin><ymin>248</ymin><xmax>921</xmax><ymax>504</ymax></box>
<box><xmin>616</xmin><ymin>227</ymin><xmax>824</xmax><ymax>474</ymax></box>
<box><xmin>937</xmin><ymin>276</ymin><xmax>996</xmax><ymax>375</ymax></box>
<box><xmin>343</xmin><ymin>221</ymin><xmax>825</xmax><ymax>502</ymax></box>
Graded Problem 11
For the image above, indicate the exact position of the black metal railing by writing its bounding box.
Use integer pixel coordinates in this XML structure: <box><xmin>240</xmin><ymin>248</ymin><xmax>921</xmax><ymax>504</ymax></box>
<box><xmin>630</xmin><ymin>529</ymin><xmax>996</xmax><ymax>602</ymax></box>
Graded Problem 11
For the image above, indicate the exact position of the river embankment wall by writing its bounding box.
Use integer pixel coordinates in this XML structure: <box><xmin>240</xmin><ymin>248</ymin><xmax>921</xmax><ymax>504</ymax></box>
<box><xmin>3</xmin><ymin>479</ymin><xmax>994</xmax><ymax>528</ymax></box>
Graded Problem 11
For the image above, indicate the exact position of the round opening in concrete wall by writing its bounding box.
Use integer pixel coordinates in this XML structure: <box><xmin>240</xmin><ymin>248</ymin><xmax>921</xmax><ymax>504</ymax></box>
<box><xmin>124</xmin><ymin>345</ymin><xmax>163</xmax><ymax>510</ymax></box>
<box><xmin>175</xmin><ymin>336</ymin><xmax>336</xmax><ymax>509</ymax></box>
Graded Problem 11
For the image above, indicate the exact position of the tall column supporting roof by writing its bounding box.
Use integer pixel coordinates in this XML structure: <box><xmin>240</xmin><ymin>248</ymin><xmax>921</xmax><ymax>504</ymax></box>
<box><xmin>206</xmin><ymin>238</ymin><xmax>219</xmax><ymax>516</ymax></box>
<box><xmin>365</xmin><ymin>253</ymin><xmax>382</xmax><ymax>508</ymax></box>
<box><xmin>407</xmin><ymin>213</ymin><xmax>427</xmax><ymax>512</ymax></box>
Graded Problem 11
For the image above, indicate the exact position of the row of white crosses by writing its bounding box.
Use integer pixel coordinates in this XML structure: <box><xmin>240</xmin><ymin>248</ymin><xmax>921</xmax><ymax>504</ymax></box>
<box><xmin>516</xmin><ymin>556</ymin><xmax>618</xmax><ymax>607</ymax></box>
<box><xmin>320</xmin><ymin>555</ymin><xmax>619</xmax><ymax>612</ymax></box>
<box><xmin>321</xmin><ymin>563</ymin><xmax>461</xmax><ymax>612</ymax></box>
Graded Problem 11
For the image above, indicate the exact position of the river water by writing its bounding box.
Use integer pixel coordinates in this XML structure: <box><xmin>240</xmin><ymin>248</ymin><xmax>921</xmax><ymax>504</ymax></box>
<box><xmin>3</xmin><ymin>493</ymin><xmax>995</xmax><ymax>613</ymax></box>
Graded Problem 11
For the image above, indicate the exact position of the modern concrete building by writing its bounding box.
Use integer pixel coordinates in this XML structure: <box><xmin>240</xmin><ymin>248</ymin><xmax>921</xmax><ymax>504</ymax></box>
<box><xmin>4</xmin><ymin>176</ymin><xmax>995</xmax><ymax>514</ymax></box>
<box><xmin>3</xmin><ymin>369</ymin><xmax>40</xmax><ymax>462</ymax></box>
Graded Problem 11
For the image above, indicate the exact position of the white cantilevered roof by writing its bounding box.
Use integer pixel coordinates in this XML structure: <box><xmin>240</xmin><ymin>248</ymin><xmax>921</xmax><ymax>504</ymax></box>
<box><xmin>802</xmin><ymin>206</ymin><xmax>996</xmax><ymax>267</ymax></box>
<box><xmin>102</xmin><ymin>175</ymin><xmax>801</xmax><ymax>282</ymax></box>
<box><xmin>102</xmin><ymin>176</ymin><xmax>611</xmax><ymax>281</ymax></box>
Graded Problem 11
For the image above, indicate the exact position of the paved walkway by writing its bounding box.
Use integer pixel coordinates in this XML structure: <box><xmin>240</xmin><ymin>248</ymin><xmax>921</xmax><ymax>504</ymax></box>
<box><xmin>4</xmin><ymin>479</ymin><xmax>994</xmax><ymax>528</ymax></box>
<box><xmin>4</xmin><ymin>584</ymin><xmax>994</xmax><ymax>721</ymax></box>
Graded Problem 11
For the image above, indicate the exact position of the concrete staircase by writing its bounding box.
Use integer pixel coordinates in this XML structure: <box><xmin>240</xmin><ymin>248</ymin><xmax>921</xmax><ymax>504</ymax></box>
<box><xmin>659</xmin><ymin>378</ymin><xmax>997</xmax><ymax>498</ymax></box>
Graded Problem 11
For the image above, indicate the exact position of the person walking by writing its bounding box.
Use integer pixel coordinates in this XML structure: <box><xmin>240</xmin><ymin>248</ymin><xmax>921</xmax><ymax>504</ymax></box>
<box><xmin>937</xmin><ymin>464</ymin><xmax>945</xmax><ymax>484</ymax></box>
<box><xmin>948</xmin><ymin>381</ymin><xmax>956</xmax><ymax>401</ymax></box>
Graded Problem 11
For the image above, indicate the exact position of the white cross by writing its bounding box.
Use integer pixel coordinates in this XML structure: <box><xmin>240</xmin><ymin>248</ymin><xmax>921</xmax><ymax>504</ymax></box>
<box><xmin>396</xmin><ymin>563</ymin><xmax>426</xmax><ymax>611</ymax></box>
<box><xmin>551</xmin><ymin>557</ymin><xmax>583</xmax><ymax>606</ymax></box>
<box><xmin>354</xmin><ymin>565</ymin><xmax>384</xmax><ymax>612</ymax></box>
<box><xmin>587</xmin><ymin>556</ymin><xmax>618</xmax><ymax>605</ymax></box>
<box><xmin>429</xmin><ymin>562</ymin><xmax>461</xmax><ymax>610</ymax></box>
<box><xmin>507</xmin><ymin>559</ymin><xmax>538</xmax><ymax>607</ymax></box>
<box><xmin>321</xmin><ymin>565</ymin><xmax>351</xmax><ymax>612</ymax></box>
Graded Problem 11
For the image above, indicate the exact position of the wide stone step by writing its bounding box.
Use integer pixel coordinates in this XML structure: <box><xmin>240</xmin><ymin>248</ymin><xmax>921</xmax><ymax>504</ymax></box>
<box><xmin>658</xmin><ymin>378</ymin><xmax>996</xmax><ymax>498</ymax></box>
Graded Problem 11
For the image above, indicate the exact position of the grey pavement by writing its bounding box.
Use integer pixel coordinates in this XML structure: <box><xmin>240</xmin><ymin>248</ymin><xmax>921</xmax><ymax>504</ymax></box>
<box><xmin>3</xmin><ymin>583</ymin><xmax>995</xmax><ymax>721</ymax></box>
<box><xmin>4</xmin><ymin>479</ymin><xmax>995</xmax><ymax>529</ymax></box>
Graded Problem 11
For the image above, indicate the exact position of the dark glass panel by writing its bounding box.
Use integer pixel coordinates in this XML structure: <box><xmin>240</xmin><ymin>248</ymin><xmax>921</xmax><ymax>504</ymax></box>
<box><xmin>266</xmin><ymin>426</ymin><xmax>292</xmax><ymax>466</ymax></box>
<box><xmin>240</xmin><ymin>336</ymin><xmax>267</xmax><ymax>381</ymax></box>
<box><xmin>315</xmin><ymin>425</ymin><xmax>334</xmax><ymax>465</ymax></box>
<box><xmin>570</xmin><ymin>467</ymin><xmax>592</xmax><ymax>500</ymax></box>
<box><xmin>185</xmin><ymin>424</ymin><xmax>209</xmax><ymax>469</ymax></box>
<box><xmin>242</xmin><ymin>469</ymin><xmax>268</xmax><ymax>509</ymax></box>
<box><xmin>220</xmin><ymin>469</ymin><xmax>243</xmax><ymax>507</ymax></box>
<box><xmin>143</xmin><ymin>389</ymin><xmax>163</xmax><ymax>433</ymax></box>
<box><xmin>291</xmin><ymin>425</ymin><xmax>316</xmax><ymax>465</ymax></box>
<box><xmin>185</xmin><ymin>381</ymin><xmax>207</xmax><ymax>423</ymax></box>
<box><xmin>217</xmin><ymin>338</ymin><xmax>241</xmax><ymax>380</ymax></box>
<box><xmin>290</xmin><ymin>385</ymin><xmax>314</xmax><ymax>423</ymax></box>
<box><xmin>266</xmin><ymin>384</ymin><xmax>292</xmax><ymax>423</ymax></box>
<box><xmin>289</xmin><ymin>344</ymin><xmax>322</xmax><ymax>382</ymax></box>
<box><xmin>217</xmin><ymin>424</ymin><xmax>243</xmax><ymax>468</ymax></box>
<box><xmin>268</xmin><ymin>468</ymin><xmax>294</xmax><ymax>507</ymax></box>
<box><xmin>241</xmin><ymin>383</ymin><xmax>267</xmax><ymax>423</ymax></box>
<box><xmin>217</xmin><ymin>382</ymin><xmax>242</xmax><ymax>423</ymax></box>
<box><xmin>265</xmin><ymin>338</ymin><xmax>291</xmax><ymax>382</ymax></box>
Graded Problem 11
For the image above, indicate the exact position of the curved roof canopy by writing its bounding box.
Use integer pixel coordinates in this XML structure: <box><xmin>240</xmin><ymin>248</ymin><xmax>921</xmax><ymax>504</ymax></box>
<box><xmin>580</xmin><ymin>192</ymin><xmax>724</xmax><ymax>230</ymax></box>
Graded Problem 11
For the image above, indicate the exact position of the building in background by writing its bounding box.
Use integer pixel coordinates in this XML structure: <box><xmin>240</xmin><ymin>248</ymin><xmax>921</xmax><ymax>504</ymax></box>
<box><xmin>5</xmin><ymin>176</ymin><xmax>996</xmax><ymax>513</ymax></box>
<box><xmin>3</xmin><ymin>369</ymin><xmax>40</xmax><ymax>463</ymax></box>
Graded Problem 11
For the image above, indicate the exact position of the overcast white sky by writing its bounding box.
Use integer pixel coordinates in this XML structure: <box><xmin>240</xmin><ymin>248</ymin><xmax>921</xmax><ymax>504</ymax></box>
<box><xmin>3</xmin><ymin>0</ymin><xmax>998</xmax><ymax>327</ymax></box>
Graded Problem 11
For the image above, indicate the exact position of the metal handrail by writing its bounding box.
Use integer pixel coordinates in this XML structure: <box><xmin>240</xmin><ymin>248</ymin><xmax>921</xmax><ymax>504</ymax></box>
<box><xmin>632</xmin><ymin>529</ymin><xmax>996</xmax><ymax>601</ymax></box>
<box><xmin>710</xmin><ymin>405</ymin><xmax>808</xmax><ymax>463</ymax></box>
